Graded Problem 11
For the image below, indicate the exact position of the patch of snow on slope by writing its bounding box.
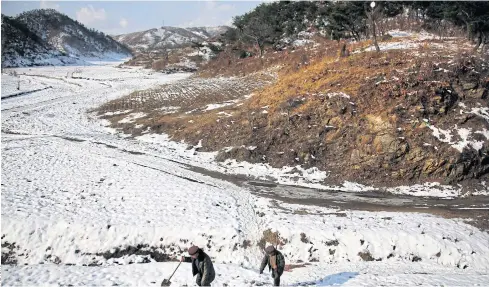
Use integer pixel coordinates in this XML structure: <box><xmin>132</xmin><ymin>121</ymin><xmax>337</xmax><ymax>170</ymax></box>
<box><xmin>365</xmin><ymin>41</ymin><xmax>419</xmax><ymax>52</ymax></box>
<box><xmin>386</xmin><ymin>182</ymin><xmax>462</xmax><ymax>198</ymax></box>
<box><xmin>204</xmin><ymin>100</ymin><xmax>240</xmax><ymax>111</ymax></box>
<box><xmin>153</xmin><ymin>28</ymin><xmax>169</xmax><ymax>39</ymax></box>
<box><xmin>102</xmin><ymin>110</ymin><xmax>132</xmax><ymax>116</ymax></box>
<box><xmin>326</xmin><ymin>92</ymin><xmax>351</xmax><ymax>99</ymax></box>
<box><xmin>452</xmin><ymin>127</ymin><xmax>473</xmax><ymax>152</ymax></box>
<box><xmin>387</xmin><ymin>30</ymin><xmax>412</xmax><ymax>37</ymax></box>
<box><xmin>292</xmin><ymin>39</ymin><xmax>315</xmax><ymax>47</ymax></box>
<box><xmin>473</xmin><ymin>181</ymin><xmax>489</xmax><ymax>196</ymax></box>
<box><xmin>220</xmin><ymin>159</ymin><xmax>328</xmax><ymax>186</ymax></box>
<box><xmin>415</xmin><ymin>30</ymin><xmax>442</xmax><ymax>40</ymax></box>
<box><xmin>341</xmin><ymin>181</ymin><xmax>376</xmax><ymax>192</ymax></box>
<box><xmin>156</xmin><ymin>106</ymin><xmax>181</xmax><ymax>114</ymax></box>
<box><xmin>190</xmin><ymin>30</ymin><xmax>208</xmax><ymax>39</ymax></box>
<box><xmin>475</xmin><ymin>129</ymin><xmax>489</xmax><ymax>140</ymax></box>
<box><xmin>470</xmin><ymin>106</ymin><xmax>489</xmax><ymax>122</ymax></box>
<box><xmin>118</xmin><ymin>112</ymin><xmax>147</xmax><ymax>123</ymax></box>
<box><xmin>427</xmin><ymin>124</ymin><xmax>486</xmax><ymax>152</ymax></box>
<box><xmin>167</xmin><ymin>57</ymin><xmax>197</xmax><ymax>69</ymax></box>
<box><xmin>167</xmin><ymin>33</ymin><xmax>191</xmax><ymax>45</ymax></box>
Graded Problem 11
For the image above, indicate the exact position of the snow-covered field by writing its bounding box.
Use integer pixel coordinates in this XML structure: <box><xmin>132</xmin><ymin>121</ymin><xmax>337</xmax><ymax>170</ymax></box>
<box><xmin>2</xmin><ymin>63</ymin><xmax>489</xmax><ymax>286</ymax></box>
<box><xmin>1</xmin><ymin>73</ymin><xmax>48</xmax><ymax>98</ymax></box>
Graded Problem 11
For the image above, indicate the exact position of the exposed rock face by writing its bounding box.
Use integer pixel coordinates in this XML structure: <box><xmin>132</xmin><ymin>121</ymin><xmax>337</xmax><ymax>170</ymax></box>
<box><xmin>210</xmin><ymin>55</ymin><xmax>489</xmax><ymax>189</ymax></box>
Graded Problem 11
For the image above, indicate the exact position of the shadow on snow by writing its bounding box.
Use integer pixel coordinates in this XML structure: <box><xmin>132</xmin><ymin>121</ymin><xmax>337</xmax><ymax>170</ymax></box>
<box><xmin>293</xmin><ymin>272</ymin><xmax>359</xmax><ymax>286</ymax></box>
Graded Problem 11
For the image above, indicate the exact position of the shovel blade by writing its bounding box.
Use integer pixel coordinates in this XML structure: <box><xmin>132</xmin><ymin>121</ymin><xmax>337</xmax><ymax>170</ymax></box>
<box><xmin>161</xmin><ymin>279</ymin><xmax>171</xmax><ymax>286</ymax></box>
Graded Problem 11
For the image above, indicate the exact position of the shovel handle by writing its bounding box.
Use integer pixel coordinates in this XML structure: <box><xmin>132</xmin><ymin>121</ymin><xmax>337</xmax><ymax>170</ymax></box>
<box><xmin>167</xmin><ymin>260</ymin><xmax>182</xmax><ymax>281</ymax></box>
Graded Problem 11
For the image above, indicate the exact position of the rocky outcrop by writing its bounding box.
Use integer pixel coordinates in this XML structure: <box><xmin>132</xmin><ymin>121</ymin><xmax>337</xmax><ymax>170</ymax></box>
<box><xmin>211</xmin><ymin>54</ymin><xmax>489</xmax><ymax>189</ymax></box>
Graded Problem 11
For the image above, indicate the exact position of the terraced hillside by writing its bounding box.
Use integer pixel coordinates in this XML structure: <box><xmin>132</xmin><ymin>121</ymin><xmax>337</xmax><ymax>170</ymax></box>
<box><xmin>97</xmin><ymin>72</ymin><xmax>276</xmax><ymax>136</ymax></box>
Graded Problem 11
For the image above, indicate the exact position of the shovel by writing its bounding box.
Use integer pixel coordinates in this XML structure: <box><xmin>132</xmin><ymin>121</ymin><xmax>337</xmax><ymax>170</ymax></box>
<box><xmin>161</xmin><ymin>261</ymin><xmax>182</xmax><ymax>286</ymax></box>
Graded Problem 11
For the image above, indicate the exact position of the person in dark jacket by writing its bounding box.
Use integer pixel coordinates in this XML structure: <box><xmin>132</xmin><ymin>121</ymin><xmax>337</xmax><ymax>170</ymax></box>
<box><xmin>180</xmin><ymin>246</ymin><xmax>216</xmax><ymax>286</ymax></box>
<box><xmin>259</xmin><ymin>245</ymin><xmax>285</xmax><ymax>286</ymax></box>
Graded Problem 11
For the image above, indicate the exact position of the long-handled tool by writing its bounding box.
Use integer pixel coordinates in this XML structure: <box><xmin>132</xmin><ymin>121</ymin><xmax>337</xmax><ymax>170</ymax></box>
<box><xmin>161</xmin><ymin>261</ymin><xmax>182</xmax><ymax>286</ymax></box>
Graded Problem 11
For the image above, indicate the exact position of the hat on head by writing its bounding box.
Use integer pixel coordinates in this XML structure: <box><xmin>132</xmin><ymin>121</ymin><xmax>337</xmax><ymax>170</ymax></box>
<box><xmin>188</xmin><ymin>246</ymin><xmax>200</xmax><ymax>255</ymax></box>
<box><xmin>265</xmin><ymin>245</ymin><xmax>276</xmax><ymax>254</ymax></box>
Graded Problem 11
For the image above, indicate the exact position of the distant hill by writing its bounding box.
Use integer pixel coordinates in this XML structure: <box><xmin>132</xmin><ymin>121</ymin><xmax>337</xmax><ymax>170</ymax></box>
<box><xmin>113</xmin><ymin>26</ymin><xmax>229</xmax><ymax>52</ymax></box>
<box><xmin>1</xmin><ymin>9</ymin><xmax>132</xmax><ymax>67</ymax></box>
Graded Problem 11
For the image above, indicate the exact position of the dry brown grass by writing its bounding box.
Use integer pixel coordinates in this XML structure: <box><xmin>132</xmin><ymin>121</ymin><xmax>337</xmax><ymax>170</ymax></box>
<box><xmin>198</xmin><ymin>38</ymin><xmax>341</xmax><ymax>78</ymax></box>
<box><xmin>246</xmin><ymin>50</ymin><xmax>416</xmax><ymax>113</ymax></box>
<box><xmin>257</xmin><ymin>229</ymin><xmax>287</xmax><ymax>250</ymax></box>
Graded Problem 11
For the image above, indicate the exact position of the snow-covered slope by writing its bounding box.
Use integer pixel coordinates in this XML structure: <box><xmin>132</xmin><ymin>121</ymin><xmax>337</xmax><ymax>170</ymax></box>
<box><xmin>187</xmin><ymin>26</ymin><xmax>230</xmax><ymax>39</ymax></box>
<box><xmin>1</xmin><ymin>14</ymin><xmax>83</xmax><ymax>67</ymax></box>
<box><xmin>1</xmin><ymin>9</ymin><xmax>132</xmax><ymax>67</ymax></box>
<box><xmin>113</xmin><ymin>26</ymin><xmax>229</xmax><ymax>52</ymax></box>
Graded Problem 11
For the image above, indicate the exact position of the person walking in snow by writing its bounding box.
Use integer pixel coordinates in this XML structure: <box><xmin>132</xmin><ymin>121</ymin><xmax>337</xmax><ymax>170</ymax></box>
<box><xmin>259</xmin><ymin>245</ymin><xmax>285</xmax><ymax>286</ymax></box>
<box><xmin>180</xmin><ymin>246</ymin><xmax>216</xmax><ymax>286</ymax></box>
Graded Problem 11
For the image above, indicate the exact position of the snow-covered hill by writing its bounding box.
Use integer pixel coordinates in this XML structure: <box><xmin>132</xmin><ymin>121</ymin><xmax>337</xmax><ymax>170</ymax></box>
<box><xmin>1</xmin><ymin>14</ymin><xmax>82</xmax><ymax>67</ymax></box>
<box><xmin>113</xmin><ymin>26</ymin><xmax>229</xmax><ymax>52</ymax></box>
<box><xmin>1</xmin><ymin>9</ymin><xmax>132</xmax><ymax>67</ymax></box>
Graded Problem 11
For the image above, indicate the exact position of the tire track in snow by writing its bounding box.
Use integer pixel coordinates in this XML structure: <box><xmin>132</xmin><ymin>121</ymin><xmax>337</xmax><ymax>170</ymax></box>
<box><xmin>69</xmin><ymin>134</ymin><xmax>265</xmax><ymax>264</ymax></box>
<box><xmin>227</xmin><ymin>182</ymin><xmax>264</xmax><ymax>267</ymax></box>
<box><xmin>1</xmin><ymin>86</ymin><xmax>53</xmax><ymax>100</ymax></box>
<box><xmin>1</xmin><ymin>86</ymin><xmax>113</xmax><ymax>114</ymax></box>
<box><xmin>87</xmin><ymin>145</ymin><xmax>220</xmax><ymax>188</ymax></box>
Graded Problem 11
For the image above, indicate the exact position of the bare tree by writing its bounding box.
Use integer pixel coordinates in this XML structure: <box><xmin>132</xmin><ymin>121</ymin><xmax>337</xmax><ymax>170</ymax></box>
<box><xmin>240</xmin><ymin>16</ymin><xmax>274</xmax><ymax>57</ymax></box>
<box><xmin>339</xmin><ymin>42</ymin><xmax>350</xmax><ymax>57</ymax></box>
<box><xmin>367</xmin><ymin>2</ymin><xmax>381</xmax><ymax>53</ymax></box>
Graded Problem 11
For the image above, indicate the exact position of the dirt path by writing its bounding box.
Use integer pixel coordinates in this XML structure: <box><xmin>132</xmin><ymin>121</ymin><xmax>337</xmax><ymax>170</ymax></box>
<box><xmin>183</xmin><ymin>164</ymin><xmax>489</xmax><ymax>231</ymax></box>
<box><xmin>248</xmin><ymin>182</ymin><xmax>489</xmax><ymax>231</ymax></box>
